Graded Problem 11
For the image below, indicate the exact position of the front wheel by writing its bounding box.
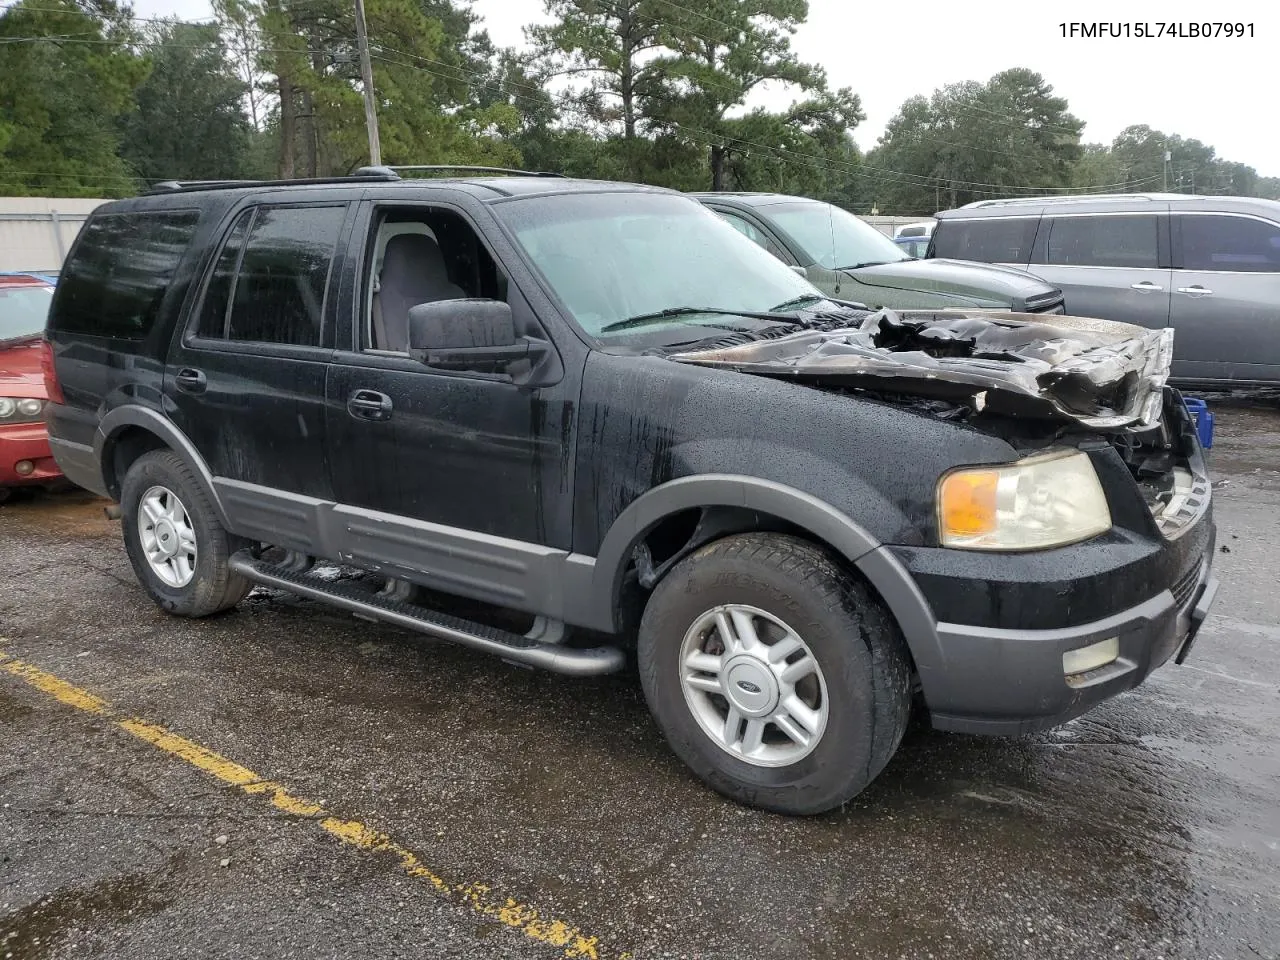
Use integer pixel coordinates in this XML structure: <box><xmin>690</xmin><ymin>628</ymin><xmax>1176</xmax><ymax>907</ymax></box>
<box><xmin>120</xmin><ymin>449</ymin><xmax>250</xmax><ymax>617</ymax></box>
<box><xmin>638</xmin><ymin>533</ymin><xmax>912</xmax><ymax>815</ymax></box>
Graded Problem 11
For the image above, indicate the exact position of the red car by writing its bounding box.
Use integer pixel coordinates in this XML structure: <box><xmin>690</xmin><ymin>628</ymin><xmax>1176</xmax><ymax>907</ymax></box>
<box><xmin>0</xmin><ymin>275</ymin><xmax>62</xmax><ymax>501</ymax></box>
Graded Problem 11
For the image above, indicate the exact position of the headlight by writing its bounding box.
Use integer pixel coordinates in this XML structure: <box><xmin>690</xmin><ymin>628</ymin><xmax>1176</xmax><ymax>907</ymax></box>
<box><xmin>938</xmin><ymin>449</ymin><xmax>1112</xmax><ymax>551</ymax></box>
<box><xmin>0</xmin><ymin>397</ymin><xmax>45</xmax><ymax>421</ymax></box>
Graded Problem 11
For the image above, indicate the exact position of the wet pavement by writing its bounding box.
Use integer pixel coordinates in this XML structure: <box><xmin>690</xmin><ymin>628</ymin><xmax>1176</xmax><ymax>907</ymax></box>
<box><xmin>1</xmin><ymin>403</ymin><xmax>1278</xmax><ymax>960</ymax></box>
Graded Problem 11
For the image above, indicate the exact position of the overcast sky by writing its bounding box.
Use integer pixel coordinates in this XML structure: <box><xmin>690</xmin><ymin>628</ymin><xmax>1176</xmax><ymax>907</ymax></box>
<box><xmin>133</xmin><ymin>0</ymin><xmax>1280</xmax><ymax>177</ymax></box>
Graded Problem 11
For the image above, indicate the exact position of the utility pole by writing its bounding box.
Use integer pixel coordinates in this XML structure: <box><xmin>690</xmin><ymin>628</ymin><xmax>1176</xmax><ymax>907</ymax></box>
<box><xmin>1163</xmin><ymin>148</ymin><xmax>1171</xmax><ymax>192</ymax></box>
<box><xmin>353</xmin><ymin>0</ymin><xmax>381</xmax><ymax>166</ymax></box>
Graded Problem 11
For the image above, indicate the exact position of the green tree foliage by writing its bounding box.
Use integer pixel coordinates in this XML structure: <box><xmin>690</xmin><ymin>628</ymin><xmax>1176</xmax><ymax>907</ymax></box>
<box><xmin>1087</xmin><ymin>124</ymin><xmax>1266</xmax><ymax>197</ymax></box>
<box><xmin>0</xmin><ymin>0</ymin><xmax>146</xmax><ymax>197</ymax></box>
<box><xmin>121</xmin><ymin>21</ymin><xmax>256</xmax><ymax>182</ymax></box>
<box><xmin>646</xmin><ymin>0</ymin><xmax>840</xmax><ymax>190</ymax></box>
<box><xmin>867</xmin><ymin>70</ymin><xmax>1084</xmax><ymax>215</ymax></box>
<box><xmin>529</xmin><ymin>0</ymin><xmax>668</xmax><ymax>142</ymax></box>
<box><xmin>0</xmin><ymin>0</ymin><xmax>1274</xmax><ymax>211</ymax></box>
<box><xmin>528</xmin><ymin>0</ymin><xmax>861</xmax><ymax>192</ymax></box>
<box><xmin>246</xmin><ymin>0</ymin><xmax>519</xmax><ymax>179</ymax></box>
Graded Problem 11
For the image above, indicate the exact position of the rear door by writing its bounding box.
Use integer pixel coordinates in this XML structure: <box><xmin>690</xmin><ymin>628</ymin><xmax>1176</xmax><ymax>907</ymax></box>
<box><xmin>1170</xmin><ymin>212</ymin><xmax>1280</xmax><ymax>385</ymax></box>
<box><xmin>165</xmin><ymin>199</ymin><xmax>352</xmax><ymax>547</ymax></box>
<box><xmin>1026</xmin><ymin>211</ymin><xmax>1173</xmax><ymax>334</ymax></box>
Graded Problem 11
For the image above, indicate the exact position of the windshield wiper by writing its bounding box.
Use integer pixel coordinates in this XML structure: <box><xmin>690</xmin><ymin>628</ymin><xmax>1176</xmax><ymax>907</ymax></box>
<box><xmin>768</xmin><ymin>294</ymin><xmax>828</xmax><ymax>312</ymax></box>
<box><xmin>598</xmin><ymin>306</ymin><xmax>811</xmax><ymax>335</ymax></box>
<box><xmin>838</xmin><ymin>261</ymin><xmax>892</xmax><ymax>270</ymax></box>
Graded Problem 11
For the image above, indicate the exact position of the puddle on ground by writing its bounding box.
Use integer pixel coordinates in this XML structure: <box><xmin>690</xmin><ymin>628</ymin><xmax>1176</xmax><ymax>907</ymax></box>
<box><xmin>0</xmin><ymin>491</ymin><xmax>115</xmax><ymax>540</ymax></box>
<box><xmin>0</xmin><ymin>874</ymin><xmax>169</xmax><ymax>959</ymax></box>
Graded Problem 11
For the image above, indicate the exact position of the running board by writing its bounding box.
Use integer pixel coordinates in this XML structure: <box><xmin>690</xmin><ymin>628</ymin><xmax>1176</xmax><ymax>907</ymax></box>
<box><xmin>229</xmin><ymin>551</ymin><xmax>626</xmax><ymax>677</ymax></box>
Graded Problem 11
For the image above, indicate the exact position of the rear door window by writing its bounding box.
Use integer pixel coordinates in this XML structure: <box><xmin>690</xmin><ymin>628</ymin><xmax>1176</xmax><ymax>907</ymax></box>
<box><xmin>1043</xmin><ymin>215</ymin><xmax>1159</xmax><ymax>268</ymax></box>
<box><xmin>51</xmin><ymin>210</ymin><xmax>200</xmax><ymax>338</ymax></box>
<box><xmin>1179</xmin><ymin>214</ymin><xmax>1280</xmax><ymax>272</ymax></box>
<box><xmin>930</xmin><ymin>218</ymin><xmax>1036</xmax><ymax>263</ymax></box>
<box><xmin>194</xmin><ymin>204</ymin><xmax>345</xmax><ymax>347</ymax></box>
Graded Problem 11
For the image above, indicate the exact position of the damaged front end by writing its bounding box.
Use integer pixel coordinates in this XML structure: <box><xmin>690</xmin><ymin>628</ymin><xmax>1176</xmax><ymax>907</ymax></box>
<box><xmin>671</xmin><ymin>308</ymin><xmax>1204</xmax><ymax>536</ymax></box>
<box><xmin>671</xmin><ymin>308</ymin><xmax>1174</xmax><ymax>430</ymax></box>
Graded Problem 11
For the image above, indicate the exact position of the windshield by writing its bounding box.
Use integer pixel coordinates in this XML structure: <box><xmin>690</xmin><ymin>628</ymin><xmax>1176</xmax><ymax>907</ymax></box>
<box><xmin>763</xmin><ymin>201</ymin><xmax>910</xmax><ymax>270</ymax></box>
<box><xmin>494</xmin><ymin>192</ymin><xmax>821</xmax><ymax>339</ymax></box>
<box><xmin>0</xmin><ymin>284</ymin><xmax>54</xmax><ymax>342</ymax></box>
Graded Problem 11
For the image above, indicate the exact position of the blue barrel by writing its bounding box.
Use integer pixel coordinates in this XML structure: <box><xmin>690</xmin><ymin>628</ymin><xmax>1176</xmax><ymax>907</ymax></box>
<box><xmin>1183</xmin><ymin>397</ymin><xmax>1214</xmax><ymax>450</ymax></box>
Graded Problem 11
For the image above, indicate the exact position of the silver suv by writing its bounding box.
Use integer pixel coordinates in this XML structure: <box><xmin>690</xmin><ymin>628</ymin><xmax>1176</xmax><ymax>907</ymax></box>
<box><xmin>930</xmin><ymin>194</ymin><xmax>1280</xmax><ymax>386</ymax></box>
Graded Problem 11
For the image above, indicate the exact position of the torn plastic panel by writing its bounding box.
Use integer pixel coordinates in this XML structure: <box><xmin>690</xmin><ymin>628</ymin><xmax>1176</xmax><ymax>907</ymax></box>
<box><xmin>670</xmin><ymin>309</ymin><xmax>1175</xmax><ymax>430</ymax></box>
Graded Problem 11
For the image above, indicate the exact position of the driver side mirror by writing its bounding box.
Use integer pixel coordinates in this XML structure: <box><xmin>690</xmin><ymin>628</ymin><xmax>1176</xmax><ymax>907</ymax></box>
<box><xmin>408</xmin><ymin>298</ymin><xmax>516</xmax><ymax>354</ymax></box>
<box><xmin>407</xmin><ymin>299</ymin><xmax>547</xmax><ymax>377</ymax></box>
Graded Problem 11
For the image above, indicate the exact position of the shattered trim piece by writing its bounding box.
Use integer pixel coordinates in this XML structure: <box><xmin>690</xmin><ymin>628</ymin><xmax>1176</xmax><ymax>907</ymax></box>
<box><xmin>671</xmin><ymin>308</ymin><xmax>1175</xmax><ymax>429</ymax></box>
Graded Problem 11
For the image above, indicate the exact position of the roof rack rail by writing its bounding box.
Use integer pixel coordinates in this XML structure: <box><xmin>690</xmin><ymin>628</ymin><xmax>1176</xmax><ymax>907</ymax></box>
<box><xmin>145</xmin><ymin>172</ymin><xmax>401</xmax><ymax>195</ymax></box>
<box><xmin>960</xmin><ymin>192</ymin><xmax>1196</xmax><ymax>209</ymax></box>
<box><xmin>143</xmin><ymin>164</ymin><xmax>566</xmax><ymax>196</ymax></box>
<box><xmin>352</xmin><ymin>164</ymin><xmax>566</xmax><ymax>179</ymax></box>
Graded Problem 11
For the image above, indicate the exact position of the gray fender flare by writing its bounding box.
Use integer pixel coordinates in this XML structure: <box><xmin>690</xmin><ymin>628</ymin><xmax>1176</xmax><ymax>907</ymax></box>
<box><xmin>95</xmin><ymin>405</ymin><xmax>230</xmax><ymax>528</ymax></box>
<box><xmin>587</xmin><ymin>474</ymin><xmax>945</xmax><ymax>691</ymax></box>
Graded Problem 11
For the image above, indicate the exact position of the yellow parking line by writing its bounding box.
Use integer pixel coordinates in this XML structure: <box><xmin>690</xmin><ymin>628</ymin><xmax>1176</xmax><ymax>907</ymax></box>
<box><xmin>0</xmin><ymin>646</ymin><xmax>612</xmax><ymax>959</ymax></box>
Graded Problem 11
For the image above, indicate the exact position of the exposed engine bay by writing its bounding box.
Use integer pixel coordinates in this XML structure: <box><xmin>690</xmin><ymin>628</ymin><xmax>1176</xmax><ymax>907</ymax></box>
<box><xmin>671</xmin><ymin>308</ymin><xmax>1204</xmax><ymax>536</ymax></box>
<box><xmin>670</xmin><ymin>308</ymin><xmax>1174</xmax><ymax>430</ymax></box>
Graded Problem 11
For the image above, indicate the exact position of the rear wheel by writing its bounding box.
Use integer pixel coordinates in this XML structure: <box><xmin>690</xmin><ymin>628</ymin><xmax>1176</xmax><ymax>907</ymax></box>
<box><xmin>120</xmin><ymin>450</ymin><xmax>250</xmax><ymax>617</ymax></box>
<box><xmin>638</xmin><ymin>533</ymin><xmax>912</xmax><ymax>815</ymax></box>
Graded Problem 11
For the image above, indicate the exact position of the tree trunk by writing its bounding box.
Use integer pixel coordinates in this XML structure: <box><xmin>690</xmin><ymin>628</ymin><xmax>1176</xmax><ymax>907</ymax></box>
<box><xmin>710</xmin><ymin>144</ymin><xmax>726</xmax><ymax>192</ymax></box>
<box><xmin>620</xmin><ymin>34</ymin><xmax>635</xmax><ymax>139</ymax></box>
<box><xmin>305</xmin><ymin>34</ymin><xmax>324</xmax><ymax>177</ymax></box>
<box><xmin>278</xmin><ymin>72</ymin><xmax>296</xmax><ymax>179</ymax></box>
<box><xmin>300</xmin><ymin>86</ymin><xmax>318</xmax><ymax>178</ymax></box>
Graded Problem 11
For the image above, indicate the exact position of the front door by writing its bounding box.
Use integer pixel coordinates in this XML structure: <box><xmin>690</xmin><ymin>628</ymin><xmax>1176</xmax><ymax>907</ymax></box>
<box><xmin>1171</xmin><ymin>212</ymin><xmax>1280</xmax><ymax>385</ymax></box>
<box><xmin>324</xmin><ymin>199</ymin><xmax>576</xmax><ymax>604</ymax></box>
<box><xmin>164</xmin><ymin>200</ymin><xmax>351</xmax><ymax>550</ymax></box>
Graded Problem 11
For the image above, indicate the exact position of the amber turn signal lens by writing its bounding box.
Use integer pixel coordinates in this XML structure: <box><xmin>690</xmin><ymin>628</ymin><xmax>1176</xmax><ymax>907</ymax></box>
<box><xmin>938</xmin><ymin>470</ymin><xmax>999</xmax><ymax>539</ymax></box>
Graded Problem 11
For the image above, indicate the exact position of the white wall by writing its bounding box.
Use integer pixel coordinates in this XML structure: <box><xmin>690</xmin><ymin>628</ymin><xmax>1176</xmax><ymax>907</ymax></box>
<box><xmin>859</xmin><ymin>215</ymin><xmax>935</xmax><ymax>238</ymax></box>
<box><xmin>0</xmin><ymin>198</ymin><xmax>108</xmax><ymax>273</ymax></box>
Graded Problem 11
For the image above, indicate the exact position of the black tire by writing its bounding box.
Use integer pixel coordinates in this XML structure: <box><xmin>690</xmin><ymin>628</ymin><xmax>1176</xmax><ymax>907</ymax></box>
<box><xmin>638</xmin><ymin>533</ymin><xmax>912</xmax><ymax>815</ymax></box>
<box><xmin>120</xmin><ymin>449</ymin><xmax>250</xmax><ymax>618</ymax></box>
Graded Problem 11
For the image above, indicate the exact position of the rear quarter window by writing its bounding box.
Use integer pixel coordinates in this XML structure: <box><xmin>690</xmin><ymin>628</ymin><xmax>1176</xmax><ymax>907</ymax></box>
<box><xmin>50</xmin><ymin>209</ymin><xmax>200</xmax><ymax>338</ymax></box>
<box><xmin>932</xmin><ymin>218</ymin><xmax>1037</xmax><ymax>263</ymax></box>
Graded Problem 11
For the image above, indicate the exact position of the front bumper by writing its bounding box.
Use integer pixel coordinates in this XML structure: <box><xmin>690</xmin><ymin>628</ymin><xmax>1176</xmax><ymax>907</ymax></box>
<box><xmin>925</xmin><ymin>554</ymin><xmax>1218</xmax><ymax>736</ymax></box>
<box><xmin>0</xmin><ymin>423</ymin><xmax>61</xmax><ymax>487</ymax></box>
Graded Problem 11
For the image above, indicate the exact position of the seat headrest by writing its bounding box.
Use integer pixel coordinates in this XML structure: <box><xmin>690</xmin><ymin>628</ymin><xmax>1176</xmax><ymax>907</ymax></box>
<box><xmin>381</xmin><ymin>233</ymin><xmax>450</xmax><ymax>285</ymax></box>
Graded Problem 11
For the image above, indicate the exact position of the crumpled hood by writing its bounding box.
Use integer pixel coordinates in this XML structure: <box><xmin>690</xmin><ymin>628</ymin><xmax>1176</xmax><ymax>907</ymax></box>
<box><xmin>670</xmin><ymin>309</ymin><xmax>1174</xmax><ymax>430</ymax></box>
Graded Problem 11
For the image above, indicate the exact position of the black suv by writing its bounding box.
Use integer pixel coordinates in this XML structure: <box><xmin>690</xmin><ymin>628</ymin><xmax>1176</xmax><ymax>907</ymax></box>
<box><xmin>43</xmin><ymin>169</ymin><xmax>1218</xmax><ymax>815</ymax></box>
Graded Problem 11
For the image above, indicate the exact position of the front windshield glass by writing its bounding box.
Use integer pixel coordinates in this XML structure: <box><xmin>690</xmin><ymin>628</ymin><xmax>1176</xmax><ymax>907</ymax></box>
<box><xmin>764</xmin><ymin>201</ymin><xmax>910</xmax><ymax>270</ymax></box>
<box><xmin>0</xmin><ymin>284</ymin><xmax>54</xmax><ymax>342</ymax></box>
<box><xmin>494</xmin><ymin>192</ymin><xmax>822</xmax><ymax>338</ymax></box>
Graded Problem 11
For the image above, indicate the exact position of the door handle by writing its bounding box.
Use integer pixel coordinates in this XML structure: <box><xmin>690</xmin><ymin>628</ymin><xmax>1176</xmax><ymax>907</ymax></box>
<box><xmin>1130</xmin><ymin>281</ymin><xmax>1163</xmax><ymax>292</ymax></box>
<box><xmin>1176</xmin><ymin>285</ymin><xmax>1213</xmax><ymax>297</ymax></box>
<box><xmin>175</xmin><ymin>368</ymin><xmax>207</xmax><ymax>394</ymax></box>
<box><xmin>347</xmin><ymin>389</ymin><xmax>392</xmax><ymax>421</ymax></box>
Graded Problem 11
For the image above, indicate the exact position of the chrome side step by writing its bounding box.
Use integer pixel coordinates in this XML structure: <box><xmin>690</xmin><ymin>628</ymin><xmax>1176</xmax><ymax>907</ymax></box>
<box><xmin>229</xmin><ymin>551</ymin><xmax>626</xmax><ymax>677</ymax></box>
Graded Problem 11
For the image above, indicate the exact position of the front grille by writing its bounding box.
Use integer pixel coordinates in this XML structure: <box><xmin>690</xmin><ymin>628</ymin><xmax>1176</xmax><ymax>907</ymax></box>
<box><xmin>1171</xmin><ymin>561</ymin><xmax>1203</xmax><ymax>610</ymax></box>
